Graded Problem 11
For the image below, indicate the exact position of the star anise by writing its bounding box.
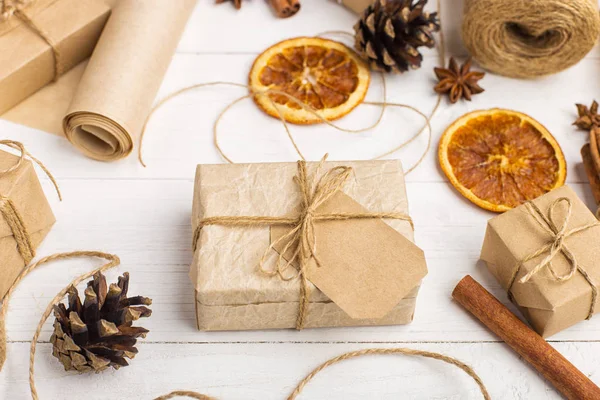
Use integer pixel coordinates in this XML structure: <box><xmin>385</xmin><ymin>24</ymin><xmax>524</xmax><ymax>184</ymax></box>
<box><xmin>434</xmin><ymin>57</ymin><xmax>485</xmax><ymax>104</ymax></box>
<box><xmin>574</xmin><ymin>101</ymin><xmax>600</xmax><ymax>132</ymax></box>
<box><xmin>216</xmin><ymin>0</ymin><xmax>242</xmax><ymax>10</ymax></box>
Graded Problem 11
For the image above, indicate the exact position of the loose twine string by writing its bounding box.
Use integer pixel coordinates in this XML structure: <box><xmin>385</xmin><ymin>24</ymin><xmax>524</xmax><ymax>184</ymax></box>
<box><xmin>0</xmin><ymin>0</ymin><xmax>63</xmax><ymax>81</ymax></box>
<box><xmin>462</xmin><ymin>0</ymin><xmax>600</xmax><ymax>79</ymax></box>
<box><xmin>507</xmin><ymin>198</ymin><xmax>599</xmax><ymax>319</ymax></box>
<box><xmin>0</xmin><ymin>251</ymin><xmax>121</xmax><ymax>400</ymax></box>
<box><xmin>0</xmin><ymin>140</ymin><xmax>62</xmax><ymax>371</ymax></box>
<box><xmin>138</xmin><ymin>26</ymin><xmax>446</xmax><ymax>170</ymax></box>
<box><xmin>155</xmin><ymin>348</ymin><xmax>490</xmax><ymax>400</ymax></box>
<box><xmin>0</xmin><ymin>140</ymin><xmax>62</xmax><ymax>274</ymax></box>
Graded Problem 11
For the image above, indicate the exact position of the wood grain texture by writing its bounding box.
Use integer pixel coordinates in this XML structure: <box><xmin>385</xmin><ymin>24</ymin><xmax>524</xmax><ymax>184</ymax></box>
<box><xmin>1</xmin><ymin>0</ymin><xmax>600</xmax><ymax>398</ymax></box>
<box><xmin>4</xmin><ymin>342</ymin><xmax>600</xmax><ymax>400</ymax></box>
<box><xmin>453</xmin><ymin>276</ymin><xmax>600</xmax><ymax>400</ymax></box>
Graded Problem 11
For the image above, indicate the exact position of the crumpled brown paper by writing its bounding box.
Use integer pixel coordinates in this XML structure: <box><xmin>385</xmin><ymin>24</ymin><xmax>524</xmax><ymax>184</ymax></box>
<box><xmin>480</xmin><ymin>185</ymin><xmax>600</xmax><ymax>337</ymax></box>
<box><xmin>0</xmin><ymin>150</ymin><xmax>55</xmax><ymax>299</ymax></box>
<box><xmin>190</xmin><ymin>159</ymin><xmax>427</xmax><ymax>331</ymax></box>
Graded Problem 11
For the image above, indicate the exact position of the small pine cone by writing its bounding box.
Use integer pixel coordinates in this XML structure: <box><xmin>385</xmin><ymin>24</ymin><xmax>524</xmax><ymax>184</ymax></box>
<box><xmin>50</xmin><ymin>272</ymin><xmax>152</xmax><ymax>373</ymax></box>
<box><xmin>354</xmin><ymin>0</ymin><xmax>440</xmax><ymax>73</ymax></box>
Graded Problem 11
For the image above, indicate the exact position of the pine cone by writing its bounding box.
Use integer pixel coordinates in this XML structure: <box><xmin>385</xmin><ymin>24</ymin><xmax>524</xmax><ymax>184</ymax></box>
<box><xmin>354</xmin><ymin>0</ymin><xmax>440</xmax><ymax>73</ymax></box>
<box><xmin>50</xmin><ymin>272</ymin><xmax>151</xmax><ymax>373</ymax></box>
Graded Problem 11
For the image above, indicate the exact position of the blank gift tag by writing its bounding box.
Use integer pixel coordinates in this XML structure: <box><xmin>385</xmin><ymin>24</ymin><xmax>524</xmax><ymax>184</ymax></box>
<box><xmin>271</xmin><ymin>191</ymin><xmax>427</xmax><ymax>320</ymax></box>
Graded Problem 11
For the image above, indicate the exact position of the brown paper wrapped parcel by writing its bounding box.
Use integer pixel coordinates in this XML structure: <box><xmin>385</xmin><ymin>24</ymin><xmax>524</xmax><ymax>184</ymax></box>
<box><xmin>63</xmin><ymin>0</ymin><xmax>197</xmax><ymax>161</ymax></box>
<box><xmin>0</xmin><ymin>0</ymin><xmax>110</xmax><ymax>114</ymax></box>
<box><xmin>190</xmin><ymin>159</ymin><xmax>428</xmax><ymax>331</ymax></box>
<box><xmin>481</xmin><ymin>185</ymin><xmax>600</xmax><ymax>338</ymax></box>
<box><xmin>0</xmin><ymin>149</ymin><xmax>55</xmax><ymax>300</ymax></box>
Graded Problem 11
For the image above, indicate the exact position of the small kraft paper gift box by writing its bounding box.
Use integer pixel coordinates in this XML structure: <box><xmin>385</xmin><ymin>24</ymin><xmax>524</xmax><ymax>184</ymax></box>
<box><xmin>481</xmin><ymin>185</ymin><xmax>600</xmax><ymax>338</ymax></box>
<box><xmin>0</xmin><ymin>0</ymin><xmax>110</xmax><ymax>114</ymax></box>
<box><xmin>0</xmin><ymin>144</ymin><xmax>56</xmax><ymax>299</ymax></box>
<box><xmin>190</xmin><ymin>158</ymin><xmax>428</xmax><ymax>331</ymax></box>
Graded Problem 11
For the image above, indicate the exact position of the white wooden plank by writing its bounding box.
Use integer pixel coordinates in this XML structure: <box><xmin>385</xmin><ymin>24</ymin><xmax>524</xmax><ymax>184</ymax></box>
<box><xmin>7</xmin><ymin>253</ymin><xmax>600</xmax><ymax>344</ymax></box>
<box><xmin>2</xmin><ymin>1</ymin><xmax>600</xmax><ymax>397</ymax></box>
<box><xmin>2</xmin><ymin>342</ymin><xmax>599</xmax><ymax>399</ymax></box>
<box><xmin>3</xmin><ymin>180</ymin><xmax>600</xmax><ymax>343</ymax></box>
<box><xmin>3</xmin><ymin>52</ymin><xmax>598</xmax><ymax>182</ymax></box>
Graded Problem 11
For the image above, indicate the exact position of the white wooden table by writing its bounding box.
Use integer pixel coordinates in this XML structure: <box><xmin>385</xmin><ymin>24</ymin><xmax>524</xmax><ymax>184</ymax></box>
<box><xmin>2</xmin><ymin>1</ymin><xmax>600</xmax><ymax>399</ymax></box>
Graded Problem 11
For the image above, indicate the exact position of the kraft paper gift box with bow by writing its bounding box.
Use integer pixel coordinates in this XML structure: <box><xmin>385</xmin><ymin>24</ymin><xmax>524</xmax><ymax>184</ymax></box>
<box><xmin>480</xmin><ymin>185</ymin><xmax>600</xmax><ymax>338</ymax></box>
<box><xmin>0</xmin><ymin>0</ymin><xmax>110</xmax><ymax>114</ymax></box>
<box><xmin>190</xmin><ymin>158</ymin><xmax>428</xmax><ymax>331</ymax></box>
<box><xmin>0</xmin><ymin>145</ymin><xmax>56</xmax><ymax>299</ymax></box>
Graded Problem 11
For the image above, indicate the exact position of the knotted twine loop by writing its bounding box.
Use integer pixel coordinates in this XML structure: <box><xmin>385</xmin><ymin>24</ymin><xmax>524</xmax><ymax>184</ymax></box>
<box><xmin>462</xmin><ymin>0</ymin><xmax>600</xmax><ymax>79</ymax></box>
<box><xmin>0</xmin><ymin>0</ymin><xmax>63</xmax><ymax>81</ymax></box>
<box><xmin>0</xmin><ymin>140</ymin><xmax>62</xmax><ymax>265</ymax></box>
<box><xmin>192</xmin><ymin>155</ymin><xmax>413</xmax><ymax>330</ymax></box>
<box><xmin>507</xmin><ymin>198</ymin><xmax>600</xmax><ymax>320</ymax></box>
<box><xmin>154</xmin><ymin>348</ymin><xmax>490</xmax><ymax>400</ymax></box>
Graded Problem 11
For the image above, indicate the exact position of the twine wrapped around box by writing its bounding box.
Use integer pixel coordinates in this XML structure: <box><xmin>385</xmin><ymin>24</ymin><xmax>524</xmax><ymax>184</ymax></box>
<box><xmin>0</xmin><ymin>140</ymin><xmax>61</xmax><ymax>263</ymax></box>
<box><xmin>481</xmin><ymin>185</ymin><xmax>600</xmax><ymax>337</ymax></box>
<box><xmin>192</xmin><ymin>155</ymin><xmax>415</xmax><ymax>330</ymax></box>
<box><xmin>0</xmin><ymin>0</ymin><xmax>62</xmax><ymax>80</ymax></box>
<box><xmin>507</xmin><ymin>198</ymin><xmax>599</xmax><ymax>320</ymax></box>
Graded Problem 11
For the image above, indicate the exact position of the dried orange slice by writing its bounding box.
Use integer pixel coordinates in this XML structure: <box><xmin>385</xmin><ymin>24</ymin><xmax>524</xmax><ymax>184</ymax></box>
<box><xmin>439</xmin><ymin>109</ymin><xmax>566</xmax><ymax>212</ymax></box>
<box><xmin>249</xmin><ymin>37</ymin><xmax>370</xmax><ymax>124</ymax></box>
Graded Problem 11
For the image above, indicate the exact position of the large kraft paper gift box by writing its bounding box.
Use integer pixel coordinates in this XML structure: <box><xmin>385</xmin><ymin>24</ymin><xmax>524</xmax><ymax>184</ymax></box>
<box><xmin>0</xmin><ymin>0</ymin><xmax>110</xmax><ymax>114</ymax></box>
<box><xmin>190</xmin><ymin>159</ymin><xmax>428</xmax><ymax>331</ymax></box>
<box><xmin>0</xmin><ymin>149</ymin><xmax>55</xmax><ymax>299</ymax></box>
<box><xmin>481</xmin><ymin>185</ymin><xmax>600</xmax><ymax>338</ymax></box>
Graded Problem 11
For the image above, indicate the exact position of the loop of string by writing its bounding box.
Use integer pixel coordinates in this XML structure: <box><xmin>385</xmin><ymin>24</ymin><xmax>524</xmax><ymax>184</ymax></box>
<box><xmin>154</xmin><ymin>347</ymin><xmax>490</xmax><ymax>400</ymax></box>
<box><xmin>139</xmin><ymin>77</ymin><xmax>436</xmax><ymax>171</ymax></box>
<box><xmin>507</xmin><ymin>197</ymin><xmax>600</xmax><ymax>319</ymax></box>
<box><xmin>0</xmin><ymin>251</ymin><xmax>121</xmax><ymax>399</ymax></box>
<box><xmin>0</xmin><ymin>140</ymin><xmax>62</xmax><ymax>266</ymax></box>
<box><xmin>138</xmin><ymin>22</ymin><xmax>446</xmax><ymax>171</ymax></box>
<box><xmin>192</xmin><ymin>155</ymin><xmax>414</xmax><ymax>330</ymax></box>
<box><xmin>9</xmin><ymin>256</ymin><xmax>487</xmax><ymax>400</ymax></box>
<box><xmin>0</xmin><ymin>0</ymin><xmax>63</xmax><ymax>81</ymax></box>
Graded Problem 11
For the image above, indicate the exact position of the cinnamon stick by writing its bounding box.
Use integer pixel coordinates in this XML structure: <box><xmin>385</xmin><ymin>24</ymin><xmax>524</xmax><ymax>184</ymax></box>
<box><xmin>589</xmin><ymin>128</ymin><xmax>600</xmax><ymax>174</ymax></box>
<box><xmin>268</xmin><ymin>0</ymin><xmax>300</xmax><ymax>18</ymax></box>
<box><xmin>453</xmin><ymin>275</ymin><xmax>600</xmax><ymax>400</ymax></box>
<box><xmin>581</xmin><ymin>143</ymin><xmax>600</xmax><ymax>205</ymax></box>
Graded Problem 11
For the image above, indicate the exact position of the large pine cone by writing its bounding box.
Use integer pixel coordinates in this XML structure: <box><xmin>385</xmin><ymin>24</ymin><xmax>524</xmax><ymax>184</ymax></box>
<box><xmin>354</xmin><ymin>0</ymin><xmax>440</xmax><ymax>73</ymax></box>
<box><xmin>50</xmin><ymin>272</ymin><xmax>152</xmax><ymax>373</ymax></box>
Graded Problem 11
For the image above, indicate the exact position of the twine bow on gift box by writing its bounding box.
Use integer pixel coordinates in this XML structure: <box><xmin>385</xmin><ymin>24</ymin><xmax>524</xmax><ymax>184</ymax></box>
<box><xmin>508</xmin><ymin>197</ymin><xmax>600</xmax><ymax>319</ymax></box>
<box><xmin>192</xmin><ymin>155</ymin><xmax>414</xmax><ymax>330</ymax></box>
<box><xmin>0</xmin><ymin>0</ymin><xmax>63</xmax><ymax>81</ymax></box>
<box><xmin>0</xmin><ymin>140</ymin><xmax>61</xmax><ymax>264</ymax></box>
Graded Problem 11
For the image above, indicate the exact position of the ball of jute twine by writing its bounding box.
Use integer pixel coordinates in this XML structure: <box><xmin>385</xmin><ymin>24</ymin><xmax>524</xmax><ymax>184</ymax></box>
<box><xmin>462</xmin><ymin>0</ymin><xmax>600</xmax><ymax>79</ymax></box>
